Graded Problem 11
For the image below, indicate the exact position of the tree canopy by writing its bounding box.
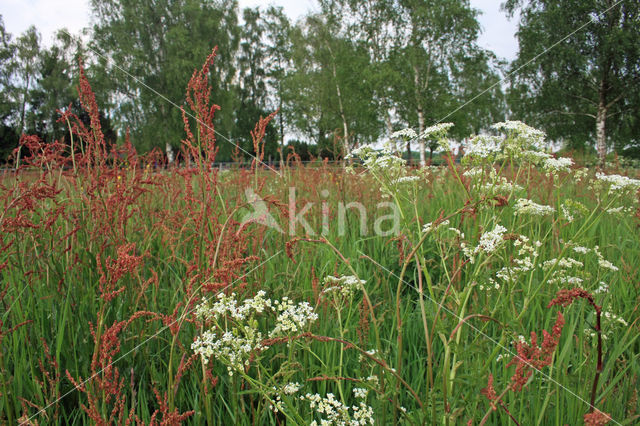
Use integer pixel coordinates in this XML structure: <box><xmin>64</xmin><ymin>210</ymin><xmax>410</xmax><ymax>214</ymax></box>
<box><xmin>1</xmin><ymin>0</ymin><xmax>636</xmax><ymax>164</ymax></box>
<box><xmin>504</xmin><ymin>0</ymin><xmax>640</xmax><ymax>164</ymax></box>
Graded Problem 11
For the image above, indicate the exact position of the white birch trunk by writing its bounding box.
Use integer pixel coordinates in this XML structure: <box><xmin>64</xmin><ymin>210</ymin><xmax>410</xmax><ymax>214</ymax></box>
<box><xmin>414</xmin><ymin>64</ymin><xmax>426</xmax><ymax>167</ymax></box>
<box><xmin>596</xmin><ymin>78</ymin><xmax>608</xmax><ymax>167</ymax></box>
<box><xmin>166</xmin><ymin>142</ymin><xmax>175</xmax><ymax>165</ymax></box>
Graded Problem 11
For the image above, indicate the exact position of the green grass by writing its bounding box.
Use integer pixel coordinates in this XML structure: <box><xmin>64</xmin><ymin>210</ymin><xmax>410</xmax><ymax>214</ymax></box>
<box><xmin>1</xmin><ymin>156</ymin><xmax>639</xmax><ymax>424</ymax></box>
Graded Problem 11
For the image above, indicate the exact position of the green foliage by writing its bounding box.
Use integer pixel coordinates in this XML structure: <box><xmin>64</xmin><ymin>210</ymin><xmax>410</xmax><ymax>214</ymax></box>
<box><xmin>0</xmin><ymin>0</ymin><xmax>508</xmax><ymax>163</ymax></box>
<box><xmin>505</xmin><ymin>0</ymin><xmax>640</xmax><ymax>158</ymax></box>
<box><xmin>89</xmin><ymin>0</ymin><xmax>241</xmax><ymax>153</ymax></box>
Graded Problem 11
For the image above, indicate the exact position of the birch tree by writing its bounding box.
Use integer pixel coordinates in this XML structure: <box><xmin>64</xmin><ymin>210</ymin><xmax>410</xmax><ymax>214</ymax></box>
<box><xmin>505</xmin><ymin>0</ymin><xmax>640</xmax><ymax>165</ymax></box>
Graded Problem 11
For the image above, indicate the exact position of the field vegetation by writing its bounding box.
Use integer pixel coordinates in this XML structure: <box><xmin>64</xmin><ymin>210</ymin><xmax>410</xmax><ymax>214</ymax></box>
<box><xmin>1</xmin><ymin>50</ymin><xmax>639</xmax><ymax>425</ymax></box>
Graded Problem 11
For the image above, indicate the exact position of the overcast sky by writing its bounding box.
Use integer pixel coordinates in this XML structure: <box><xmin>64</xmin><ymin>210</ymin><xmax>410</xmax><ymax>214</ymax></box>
<box><xmin>0</xmin><ymin>0</ymin><xmax>519</xmax><ymax>60</ymax></box>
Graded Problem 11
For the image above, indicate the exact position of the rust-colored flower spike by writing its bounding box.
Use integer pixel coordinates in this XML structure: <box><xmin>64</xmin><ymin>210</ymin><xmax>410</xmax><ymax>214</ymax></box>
<box><xmin>182</xmin><ymin>46</ymin><xmax>221</xmax><ymax>166</ymax></box>
<box><xmin>507</xmin><ymin>312</ymin><xmax>565</xmax><ymax>392</ymax></box>
<box><xmin>77</xmin><ymin>58</ymin><xmax>106</xmax><ymax>166</ymax></box>
<box><xmin>547</xmin><ymin>288</ymin><xmax>601</xmax><ymax>314</ymax></box>
<box><xmin>481</xmin><ymin>374</ymin><xmax>498</xmax><ymax>406</ymax></box>
<box><xmin>251</xmin><ymin>110</ymin><xmax>278</xmax><ymax>169</ymax></box>
<box><xmin>583</xmin><ymin>409</ymin><xmax>611</xmax><ymax>425</ymax></box>
<box><xmin>150</xmin><ymin>386</ymin><xmax>195</xmax><ymax>424</ymax></box>
<box><xmin>98</xmin><ymin>243</ymin><xmax>144</xmax><ymax>302</ymax></box>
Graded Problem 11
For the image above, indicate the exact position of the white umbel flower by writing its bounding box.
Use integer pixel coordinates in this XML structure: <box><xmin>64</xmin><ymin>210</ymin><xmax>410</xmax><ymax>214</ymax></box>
<box><xmin>543</xmin><ymin>157</ymin><xmax>573</xmax><ymax>173</ymax></box>
<box><xmin>390</xmin><ymin>128</ymin><xmax>418</xmax><ymax>140</ymax></box>
<box><xmin>513</xmin><ymin>198</ymin><xmax>555</xmax><ymax>216</ymax></box>
<box><xmin>596</xmin><ymin>173</ymin><xmax>640</xmax><ymax>192</ymax></box>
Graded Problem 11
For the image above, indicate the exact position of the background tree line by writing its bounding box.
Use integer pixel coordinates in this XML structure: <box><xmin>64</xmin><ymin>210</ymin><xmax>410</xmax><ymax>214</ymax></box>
<box><xmin>0</xmin><ymin>0</ymin><xmax>638</xmax><ymax>165</ymax></box>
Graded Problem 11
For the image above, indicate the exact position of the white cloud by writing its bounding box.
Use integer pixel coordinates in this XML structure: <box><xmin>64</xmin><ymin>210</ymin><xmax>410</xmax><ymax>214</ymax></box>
<box><xmin>1</xmin><ymin>0</ymin><xmax>90</xmax><ymax>45</ymax></box>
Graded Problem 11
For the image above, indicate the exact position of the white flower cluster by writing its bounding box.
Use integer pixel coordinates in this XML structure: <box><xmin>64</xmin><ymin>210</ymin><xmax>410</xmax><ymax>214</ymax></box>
<box><xmin>584</xmin><ymin>328</ymin><xmax>606</xmax><ymax>340</ymax></box>
<box><xmin>283</xmin><ymin>382</ymin><xmax>302</xmax><ymax>395</ymax></box>
<box><xmin>594</xmin><ymin>281</ymin><xmax>609</xmax><ymax>294</ymax></box>
<box><xmin>605</xmin><ymin>206</ymin><xmax>634</xmax><ymax>215</ymax></box>
<box><xmin>542</xmin><ymin>257</ymin><xmax>584</xmax><ymax>286</ymax></box>
<box><xmin>543</xmin><ymin>157</ymin><xmax>573</xmax><ymax>173</ymax></box>
<box><xmin>478</xmin><ymin>278</ymin><xmax>501</xmax><ymax>291</ymax></box>
<box><xmin>514</xmin><ymin>198</ymin><xmax>555</xmax><ymax>217</ymax></box>
<box><xmin>420</xmin><ymin>122</ymin><xmax>454</xmax><ymax>140</ymax></box>
<box><xmin>462</xmin><ymin>223</ymin><xmax>508</xmax><ymax>264</ymax></box>
<box><xmin>573</xmin><ymin>168</ymin><xmax>589</xmax><ymax>180</ymax></box>
<box><xmin>542</xmin><ymin>243</ymin><xmax>621</xmax><ymax>288</ymax></box>
<box><xmin>572</xmin><ymin>246</ymin><xmax>590</xmax><ymax>254</ymax></box>
<box><xmin>596</xmin><ymin>172</ymin><xmax>640</xmax><ymax>193</ymax></box>
<box><xmin>598</xmin><ymin>258</ymin><xmax>619</xmax><ymax>272</ymax></box>
<box><xmin>322</xmin><ymin>275</ymin><xmax>366</xmax><ymax>298</ymax></box>
<box><xmin>302</xmin><ymin>388</ymin><xmax>375</xmax><ymax>426</ymax></box>
<box><xmin>492</xmin><ymin>235</ymin><xmax>541</xmax><ymax>284</ymax></box>
<box><xmin>491</xmin><ymin>120</ymin><xmax>546</xmax><ymax>150</ymax></box>
<box><xmin>347</xmin><ymin>143</ymin><xmax>406</xmax><ymax>191</ymax></box>
<box><xmin>584</xmin><ymin>309</ymin><xmax>628</xmax><ymax>340</ymax></box>
<box><xmin>195</xmin><ymin>290</ymin><xmax>272</xmax><ymax>322</ymax></box>
<box><xmin>390</xmin><ymin>128</ymin><xmax>418</xmax><ymax>140</ymax></box>
<box><xmin>542</xmin><ymin>257</ymin><xmax>584</xmax><ymax>270</ymax></box>
<box><xmin>191</xmin><ymin>327</ymin><xmax>264</xmax><ymax>374</ymax></box>
<box><xmin>270</xmin><ymin>297</ymin><xmax>318</xmax><ymax>337</ymax></box>
<box><xmin>192</xmin><ymin>291</ymin><xmax>318</xmax><ymax>374</ymax></box>
<box><xmin>462</xmin><ymin>121</ymin><xmax>551</xmax><ymax>166</ymax></box>
<box><xmin>392</xmin><ymin>175</ymin><xmax>421</xmax><ymax>185</ymax></box>
<box><xmin>464</xmin><ymin>135</ymin><xmax>502</xmax><ymax>160</ymax></box>
<box><xmin>422</xmin><ymin>219</ymin><xmax>450</xmax><ymax>234</ymax></box>
<box><xmin>367</xmin><ymin>152</ymin><xmax>406</xmax><ymax>172</ymax></box>
<box><xmin>593</xmin><ymin>246</ymin><xmax>619</xmax><ymax>272</ymax></box>
<box><xmin>476</xmin><ymin>224</ymin><xmax>508</xmax><ymax>255</ymax></box>
<box><xmin>462</xmin><ymin>167</ymin><xmax>483</xmax><ymax>178</ymax></box>
<box><xmin>353</xmin><ymin>388</ymin><xmax>368</xmax><ymax>399</ymax></box>
<box><xmin>560</xmin><ymin>200</ymin><xmax>587</xmax><ymax>222</ymax></box>
<box><xmin>271</xmin><ymin>382</ymin><xmax>303</xmax><ymax>413</ymax></box>
<box><xmin>521</xmin><ymin>150</ymin><xmax>552</xmax><ymax>164</ymax></box>
<box><xmin>479</xmin><ymin>172</ymin><xmax>524</xmax><ymax>196</ymax></box>
<box><xmin>603</xmin><ymin>310</ymin><xmax>628</xmax><ymax>327</ymax></box>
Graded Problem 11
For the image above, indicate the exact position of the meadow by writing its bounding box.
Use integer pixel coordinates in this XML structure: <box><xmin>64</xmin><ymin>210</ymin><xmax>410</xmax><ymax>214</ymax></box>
<box><xmin>1</xmin><ymin>52</ymin><xmax>639</xmax><ymax>425</ymax></box>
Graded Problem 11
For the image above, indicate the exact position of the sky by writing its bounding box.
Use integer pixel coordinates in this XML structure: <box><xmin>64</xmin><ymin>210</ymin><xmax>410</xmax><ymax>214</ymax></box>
<box><xmin>0</xmin><ymin>0</ymin><xmax>519</xmax><ymax>61</ymax></box>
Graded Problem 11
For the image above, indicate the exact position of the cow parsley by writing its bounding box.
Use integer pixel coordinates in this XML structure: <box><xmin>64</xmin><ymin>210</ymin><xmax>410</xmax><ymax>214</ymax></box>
<box><xmin>543</xmin><ymin>157</ymin><xmax>573</xmax><ymax>173</ymax></box>
<box><xmin>595</xmin><ymin>172</ymin><xmax>640</xmax><ymax>194</ymax></box>
<box><xmin>514</xmin><ymin>198</ymin><xmax>555</xmax><ymax>216</ymax></box>
<box><xmin>323</xmin><ymin>275</ymin><xmax>366</xmax><ymax>298</ymax></box>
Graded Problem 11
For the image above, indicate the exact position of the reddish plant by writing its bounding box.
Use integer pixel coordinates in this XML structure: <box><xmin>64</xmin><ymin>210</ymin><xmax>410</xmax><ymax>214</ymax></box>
<box><xmin>507</xmin><ymin>312</ymin><xmax>565</xmax><ymax>391</ymax></box>
<box><xmin>480</xmin><ymin>311</ymin><xmax>564</xmax><ymax>425</ymax></box>
<box><xmin>149</xmin><ymin>387</ymin><xmax>195</xmax><ymax>425</ymax></box>
<box><xmin>97</xmin><ymin>243</ymin><xmax>144</xmax><ymax>302</ymax></box>
<box><xmin>584</xmin><ymin>409</ymin><xmax>612</xmax><ymax>425</ymax></box>
<box><xmin>66</xmin><ymin>311</ymin><xmax>158</xmax><ymax>425</ymax></box>
<box><xmin>181</xmin><ymin>47</ymin><xmax>220</xmax><ymax>167</ymax></box>
<box><xmin>548</xmin><ymin>288</ymin><xmax>605</xmax><ymax>415</ymax></box>
<box><xmin>250</xmin><ymin>110</ymin><xmax>278</xmax><ymax>170</ymax></box>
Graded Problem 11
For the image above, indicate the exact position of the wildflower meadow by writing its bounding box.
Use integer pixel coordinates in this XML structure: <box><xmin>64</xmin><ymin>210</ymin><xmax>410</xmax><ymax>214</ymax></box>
<box><xmin>1</xmin><ymin>49</ymin><xmax>639</xmax><ymax>426</ymax></box>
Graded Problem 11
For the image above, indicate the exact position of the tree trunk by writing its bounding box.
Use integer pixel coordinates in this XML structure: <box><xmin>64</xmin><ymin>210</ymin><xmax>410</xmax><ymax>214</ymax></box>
<box><xmin>417</xmin><ymin>106</ymin><xmax>426</xmax><ymax>166</ymax></box>
<box><xmin>596</xmin><ymin>74</ymin><xmax>609</xmax><ymax>168</ymax></box>
<box><xmin>385</xmin><ymin>108</ymin><xmax>397</xmax><ymax>153</ymax></box>
<box><xmin>414</xmin><ymin>64</ymin><xmax>426</xmax><ymax>167</ymax></box>
<box><xmin>596</xmin><ymin>101</ymin><xmax>607</xmax><ymax>168</ymax></box>
<box><xmin>335</xmin><ymin>79</ymin><xmax>349</xmax><ymax>158</ymax></box>
<box><xmin>166</xmin><ymin>142</ymin><xmax>175</xmax><ymax>165</ymax></box>
<box><xmin>278</xmin><ymin>89</ymin><xmax>284</xmax><ymax>151</ymax></box>
<box><xmin>19</xmin><ymin>74</ymin><xmax>30</xmax><ymax>136</ymax></box>
<box><xmin>327</xmin><ymin>44</ymin><xmax>350</xmax><ymax>158</ymax></box>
